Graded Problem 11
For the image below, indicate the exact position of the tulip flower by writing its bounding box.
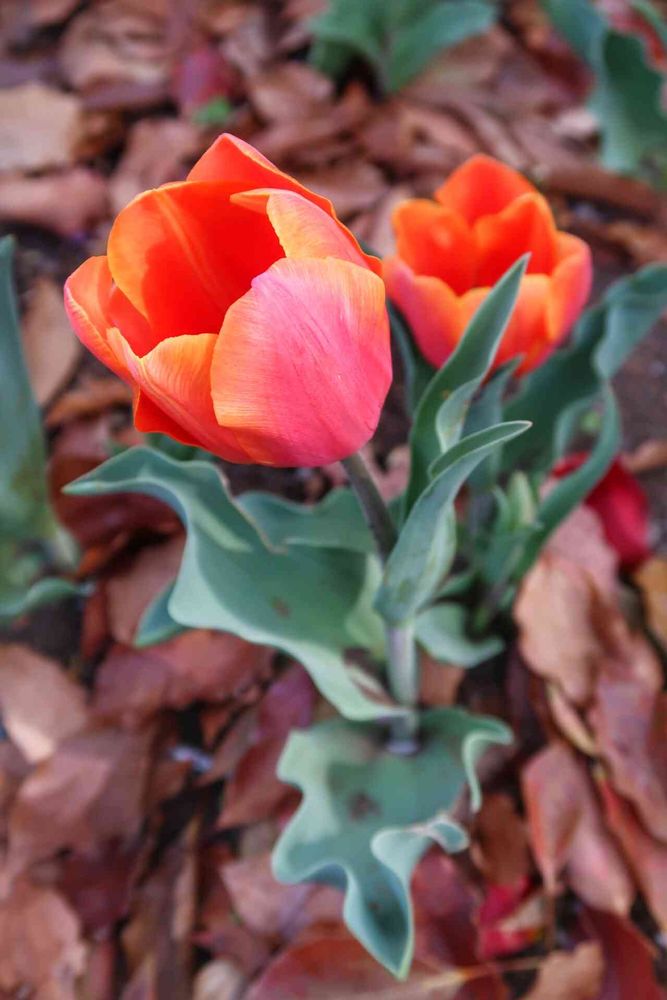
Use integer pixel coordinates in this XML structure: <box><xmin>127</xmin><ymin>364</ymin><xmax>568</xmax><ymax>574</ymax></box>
<box><xmin>65</xmin><ymin>134</ymin><xmax>391</xmax><ymax>467</ymax></box>
<box><xmin>384</xmin><ymin>155</ymin><xmax>592</xmax><ymax>375</ymax></box>
<box><xmin>553</xmin><ymin>453</ymin><xmax>650</xmax><ymax>568</ymax></box>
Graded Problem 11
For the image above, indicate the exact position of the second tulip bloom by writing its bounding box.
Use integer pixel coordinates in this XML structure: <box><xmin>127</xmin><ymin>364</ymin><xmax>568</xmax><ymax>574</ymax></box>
<box><xmin>385</xmin><ymin>155</ymin><xmax>592</xmax><ymax>375</ymax></box>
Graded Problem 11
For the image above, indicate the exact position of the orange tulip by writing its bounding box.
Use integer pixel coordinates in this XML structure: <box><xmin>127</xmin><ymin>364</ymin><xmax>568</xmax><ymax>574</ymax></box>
<box><xmin>384</xmin><ymin>155</ymin><xmax>592</xmax><ymax>375</ymax></box>
<box><xmin>65</xmin><ymin>134</ymin><xmax>391</xmax><ymax>467</ymax></box>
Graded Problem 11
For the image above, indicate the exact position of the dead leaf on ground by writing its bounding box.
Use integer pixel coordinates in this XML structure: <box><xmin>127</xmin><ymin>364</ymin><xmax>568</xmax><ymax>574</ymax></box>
<box><xmin>0</xmin><ymin>83</ymin><xmax>85</xmax><ymax>172</ymax></box>
<box><xmin>600</xmin><ymin>777</ymin><xmax>667</xmax><ymax>930</ymax></box>
<box><xmin>0</xmin><ymin>644</ymin><xmax>88</xmax><ymax>764</ymax></box>
<box><xmin>193</xmin><ymin>959</ymin><xmax>245</xmax><ymax>1000</ymax></box>
<box><xmin>7</xmin><ymin>726</ymin><xmax>152</xmax><ymax>874</ymax></box>
<box><xmin>248</xmin><ymin>62</ymin><xmax>333</xmax><ymax>123</ymax></box>
<box><xmin>0</xmin><ymin>168</ymin><xmax>109</xmax><ymax>236</ymax></box>
<box><xmin>472</xmin><ymin>793</ymin><xmax>531</xmax><ymax>887</ymax></box>
<box><xmin>46</xmin><ymin>376</ymin><xmax>133</xmax><ymax>428</ymax></box>
<box><xmin>0</xmin><ymin>876</ymin><xmax>87</xmax><ymax>999</ymax></box>
<box><xmin>522</xmin><ymin>742</ymin><xmax>634</xmax><ymax>913</ymax></box>
<box><xmin>626</xmin><ymin>440</ymin><xmax>667</xmax><ymax>475</ymax></box>
<box><xmin>109</xmin><ymin>117</ymin><xmax>203</xmax><ymax>214</ymax></box>
<box><xmin>104</xmin><ymin>536</ymin><xmax>185</xmax><ymax>644</ymax></box>
<box><xmin>22</xmin><ymin>275</ymin><xmax>81</xmax><ymax>406</ymax></box>
<box><xmin>634</xmin><ymin>556</ymin><xmax>667</xmax><ymax>649</ymax></box>
<box><xmin>58</xmin><ymin>841</ymin><xmax>145</xmax><ymax>935</ymax></box>
<box><xmin>544</xmin><ymin>503</ymin><xmax>619</xmax><ymax>601</ymax></box>
<box><xmin>580</xmin><ymin>908</ymin><xmax>666</xmax><ymax>1000</ymax></box>
<box><xmin>93</xmin><ymin>630</ymin><xmax>273</xmax><ymax>727</ymax></box>
<box><xmin>295</xmin><ymin>160</ymin><xmax>387</xmax><ymax>219</ymax></box>
<box><xmin>0</xmin><ymin>0</ymin><xmax>81</xmax><ymax>34</ymax></box>
<box><xmin>59</xmin><ymin>1</ymin><xmax>173</xmax><ymax>93</ymax></box>
<box><xmin>519</xmin><ymin>942</ymin><xmax>604</xmax><ymax>1000</ymax></box>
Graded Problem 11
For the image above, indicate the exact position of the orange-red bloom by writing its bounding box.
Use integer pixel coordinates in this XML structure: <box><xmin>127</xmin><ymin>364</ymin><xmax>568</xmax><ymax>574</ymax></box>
<box><xmin>65</xmin><ymin>134</ymin><xmax>391</xmax><ymax>467</ymax></box>
<box><xmin>384</xmin><ymin>155</ymin><xmax>592</xmax><ymax>375</ymax></box>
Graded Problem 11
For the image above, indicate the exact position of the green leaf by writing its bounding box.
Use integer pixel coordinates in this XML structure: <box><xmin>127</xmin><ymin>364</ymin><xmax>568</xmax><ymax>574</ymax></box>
<box><xmin>273</xmin><ymin>708</ymin><xmax>511</xmax><ymax>977</ymax></box>
<box><xmin>464</xmin><ymin>358</ymin><xmax>521</xmax><ymax>493</ymax></box>
<box><xmin>503</xmin><ymin>263</ymin><xmax>667</xmax><ymax>471</ymax></box>
<box><xmin>388</xmin><ymin>302</ymin><xmax>434</xmax><ymax>415</ymax></box>
<box><xmin>377</xmin><ymin>421</ymin><xmax>530</xmax><ymax>624</ymax></box>
<box><xmin>0</xmin><ymin>576</ymin><xmax>85</xmax><ymax>622</ymax></box>
<box><xmin>405</xmin><ymin>256</ymin><xmax>528</xmax><ymax>511</ymax></box>
<box><xmin>236</xmin><ymin>488</ymin><xmax>373</xmax><ymax>554</ymax></box>
<box><xmin>67</xmin><ymin>448</ymin><xmax>399</xmax><ymax>722</ymax></box>
<box><xmin>415</xmin><ymin>602</ymin><xmax>503</xmax><ymax>666</ymax></box>
<box><xmin>543</xmin><ymin>0</ymin><xmax>667</xmax><ymax>174</ymax></box>
<box><xmin>135</xmin><ymin>582</ymin><xmax>186</xmax><ymax>647</ymax></box>
<box><xmin>516</xmin><ymin>387</ymin><xmax>620</xmax><ymax>576</ymax></box>
<box><xmin>0</xmin><ymin>237</ymin><xmax>60</xmax><ymax>545</ymax></box>
<box><xmin>310</xmin><ymin>0</ymin><xmax>496</xmax><ymax>93</ymax></box>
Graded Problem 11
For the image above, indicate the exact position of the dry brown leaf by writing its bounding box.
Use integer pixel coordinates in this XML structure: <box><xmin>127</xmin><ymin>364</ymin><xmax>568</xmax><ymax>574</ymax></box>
<box><xmin>59</xmin><ymin>1</ymin><xmax>173</xmax><ymax>93</ymax></box>
<box><xmin>0</xmin><ymin>82</ymin><xmax>85</xmax><ymax>172</ymax></box>
<box><xmin>22</xmin><ymin>276</ymin><xmax>81</xmax><ymax>406</ymax></box>
<box><xmin>515</xmin><ymin>554</ymin><xmax>604</xmax><ymax>705</ymax></box>
<box><xmin>104</xmin><ymin>536</ymin><xmax>185</xmax><ymax>644</ymax></box>
<box><xmin>0</xmin><ymin>0</ymin><xmax>81</xmax><ymax>34</ymax></box>
<box><xmin>626</xmin><ymin>439</ymin><xmax>667</xmax><ymax>474</ymax></box>
<box><xmin>520</xmin><ymin>942</ymin><xmax>604</xmax><ymax>1000</ymax></box>
<box><xmin>581</xmin><ymin>909</ymin><xmax>665</xmax><ymax>1000</ymax></box>
<box><xmin>93</xmin><ymin>630</ymin><xmax>273</xmax><ymax>727</ymax></box>
<box><xmin>8</xmin><ymin>727</ymin><xmax>152</xmax><ymax>874</ymax></box>
<box><xmin>193</xmin><ymin>959</ymin><xmax>245</xmax><ymax>1000</ymax></box>
<box><xmin>0</xmin><ymin>168</ymin><xmax>109</xmax><ymax>236</ymax></box>
<box><xmin>294</xmin><ymin>160</ymin><xmax>387</xmax><ymax>219</ymax></box>
<box><xmin>109</xmin><ymin>117</ymin><xmax>203</xmax><ymax>214</ymax></box>
<box><xmin>419</xmin><ymin>653</ymin><xmax>464</xmax><ymax>707</ymax></box>
<box><xmin>248</xmin><ymin>62</ymin><xmax>333</xmax><ymax>123</ymax></box>
<box><xmin>0</xmin><ymin>877</ymin><xmax>87</xmax><ymax>999</ymax></box>
<box><xmin>634</xmin><ymin>556</ymin><xmax>667</xmax><ymax>649</ymax></box>
<box><xmin>522</xmin><ymin>742</ymin><xmax>635</xmax><ymax>913</ymax></box>
<box><xmin>46</xmin><ymin>376</ymin><xmax>132</xmax><ymax>428</ymax></box>
<box><xmin>472</xmin><ymin>793</ymin><xmax>531</xmax><ymax>887</ymax></box>
<box><xmin>0</xmin><ymin>644</ymin><xmax>88</xmax><ymax>764</ymax></box>
<box><xmin>545</xmin><ymin>503</ymin><xmax>619</xmax><ymax>601</ymax></box>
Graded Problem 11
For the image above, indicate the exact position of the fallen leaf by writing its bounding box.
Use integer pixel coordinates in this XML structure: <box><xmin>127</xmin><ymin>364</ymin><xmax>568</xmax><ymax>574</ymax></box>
<box><xmin>193</xmin><ymin>959</ymin><xmax>245</xmax><ymax>1000</ymax></box>
<box><xmin>247</xmin><ymin>62</ymin><xmax>333</xmax><ymax>123</ymax></box>
<box><xmin>59</xmin><ymin>1</ymin><xmax>173</xmax><ymax>94</ymax></box>
<box><xmin>0</xmin><ymin>644</ymin><xmax>88</xmax><ymax>763</ymax></box>
<box><xmin>58</xmin><ymin>841</ymin><xmax>144</xmax><ymax>935</ymax></box>
<box><xmin>295</xmin><ymin>160</ymin><xmax>387</xmax><ymax>219</ymax></box>
<box><xmin>544</xmin><ymin>503</ymin><xmax>619</xmax><ymax>601</ymax></box>
<box><xmin>109</xmin><ymin>117</ymin><xmax>202</xmax><ymax>214</ymax></box>
<box><xmin>93</xmin><ymin>630</ymin><xmax>273</xmax><ymax>727</ymax></box>
<box><xmin>472</xmin><ymin>793</ymin><xmax>531</xmax><ymax>887</ymax></box>
<box><xmin>8</xmin><ymin>726</ymin><xmax>152</xmax><ymax>874</ymax></box>
<box><xmin>520</xmin><ymin>942</ymin><xmax>604</xmax><ymax>1000</ymax></box>
<box><xmin>22</xmin><ymin>275</ymin><xmax>81</xmax><ymax>406</ymax></box>
<box><xmin>600</xmin><ymin>777</ymin><xmax>667</xmax><ymax>929</ymax></box>
<box><xmin>522</xmin><ymin>742</ymin><xmax>634</xmax><ymax>913</ymax></box>
<box><xmin>0</xmin><ymin>876</ymin><xmax>87</xmax><ymax>998</ymax></box>
<box><xmin>0</xmin><ymin>168</ymin><xmax>109</xmax><ymax>236</ymax></box>
<box><xmin>580</xmin><ymin>908</ymin><xmax>666</xmax><ymax>1000</ymax></box>
<box><xmin>171</xmin><ymin>42</ymin><xmax>239</xmax><ymax>117</ymax></box>
<box><xmin>626</xmin><ymin>440</ymin><xmax>667</xmax><ymax>475</ymax></box>
<box><xmin>634</xmin><ymin>556</ymin><xmax>667</xmax><ymax>649</ymax></box>
<box><xmin>46</xmin><ymin>375</ymin><xmax>132</xmax><ymax>428</ymax></box>
<box><xmin>0</xmin><ymin>82</ymin><xmax>85</xmax><ymax>171</ymax></box>
<box><xmin>104</xmin><ymin>536</ymin><xmax>185</xmax><ymax>644</ymax></box>
<box><xmin>0</xmin><ymin>0</ymin><xmax>81</xmax><ymax>33</ymax></box>
<box><xmin>478</xmin><ymin>881</ymin><xmax>545</xmax><ymax>959</ymax></box>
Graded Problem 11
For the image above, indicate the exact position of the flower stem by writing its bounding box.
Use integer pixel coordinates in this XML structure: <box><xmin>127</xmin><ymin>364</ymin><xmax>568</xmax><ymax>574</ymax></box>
<box><xmin>342</xmin><ymin>452</ymin><xmax>419</xmax><ymax>748</ymax></box>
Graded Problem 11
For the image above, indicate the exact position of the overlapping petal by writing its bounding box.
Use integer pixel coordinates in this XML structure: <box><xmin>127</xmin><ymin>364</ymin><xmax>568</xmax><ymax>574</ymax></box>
<box><xmin>392</xmin><ymin>199</ymin><xmax>475</xmax><ymax>295</ymax></box>
<box><xmin>434</xmin><ymin>155</ymin><xmax>535</xmax><ymax>225</ymax></box>
<box><xmin>473</xmin><ymin>193</ymin><xmax>557</xmax><ymax>286</ymax></box>
<box><xmin>548</xmin><ymin>234</ymin><xmax>593</xmax><ymax>346</ymax></box>
<box><xmin>211</xmin><ymin>258</ymin><xmax>391</xmax><ymax>467</ymax></box>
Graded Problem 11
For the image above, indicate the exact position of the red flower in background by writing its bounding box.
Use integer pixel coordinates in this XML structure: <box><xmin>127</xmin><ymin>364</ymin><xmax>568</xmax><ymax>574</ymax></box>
<box><xmin>554</xmin><ymin>454</ymin><xmax>651</xmax><ymax>567</ymax></box>
<box><xmin>384</xmin><ymin>155</ymin><xmax>592</xmax><ymax>375</ymax></box>
<box><xmin>65</xmin><ymin>134</ymin><xmax>391</xmax><ymax>468</ymax></box>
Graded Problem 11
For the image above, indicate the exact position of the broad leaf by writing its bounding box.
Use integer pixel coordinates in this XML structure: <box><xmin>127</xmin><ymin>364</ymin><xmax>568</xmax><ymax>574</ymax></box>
<box><xmin>67</xmin><ymin>448</ymin><xmax>399</xmax><ymax>722</ymax></box>
<box><xmin>273</xmin><ymin>708</ymin><xmax>511</xmax><ymax>976</ymax></box>
<box><xmin>406</xmin><ymin>256</ymin><xmax>528</xmax><ymax>510</ymax></box>
<box><xmin>415</xmin><ymin>602</ymin><xmax>504</xmax><ymax>666</ymax></box>
<box><xmin>377</xmin><ymin>421</ymin><xmax>530</xmax><ymax>624</ymax></box>
<box><xmin>236</xmin><ymin>488</ymin><xmax>373</xmax><ymax>554</ymax></box>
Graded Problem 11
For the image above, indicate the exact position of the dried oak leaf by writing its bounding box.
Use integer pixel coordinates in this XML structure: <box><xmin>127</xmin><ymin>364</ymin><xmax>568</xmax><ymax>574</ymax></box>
<box><xmin>0</xmin><ymin>83</ymin><xmax>85</xmax><ymax>172</ymax></box>
<box><xmin>109</xmin><ymin>117</ymin><xmax>203</xmax><ymax>215</ymax></box>
<box><xmin>93</xmin><ymin>629</ymin><xmax>273</xmax><ymax>727</ymax></box>
<box><xmin>22</xmin><ymin>276</ymin><xmax>81</xmax><ymax>407</ymax></box>
<box><xmin>193</xmin><ymin>959</ymin><xmax>245</xmax><ymax>1000</ymax></box>
<box><xmin>104</xmin><ymin>536</ymin><xmax>185</xmax><ymax>644</ymax></box>
<box><xmin>7</xmin><ymin>726</ymin><xmax>152</xmax><ymax>875</ymax></box>
<box><xmin>46</xmin><ymin>375</ymin><xmax>132</xmax><ymax>428</ymax></box>
<box><xmin>634</xmin><ymin>556</ymin><xmax>667</xmax><ymax>650</ymax></box>
<box><xmin>0</xmin><ymin>168</ymin><xmax>109</xmax><ymax>237</ymax></box>
<box><xmin>247</xmin><ymin>62</ymin><xmax>333</xmax><ymax>124</ymax></box>
<box><xmin>0</xmin><ymin>644</ymin><xmax>88</xmax><ymax>764</ymax></box>
<box><xmin>520</xmin><ymin>942</ymin><xmax>604</xmax><ymax>1000</ymax></box>
<box><xmin>0</xmin><ymin>876</ymin><xmax>86</xmax><ymax>1000</ymax></box>
<box><xmin>522</xmin><ymin>742</ymin><xmax>634</xmax><ymax>914</ymax></box>
<box><xmin>580</xmin><ymin>908</ymin><xmax>666</xmax><ymax>1000</ymax></box>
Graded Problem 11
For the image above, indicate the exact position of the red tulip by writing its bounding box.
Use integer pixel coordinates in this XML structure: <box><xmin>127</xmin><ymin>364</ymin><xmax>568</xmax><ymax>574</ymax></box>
<box><xmin>65</xmin><ymin>134</ymin><xmax>391</xmax><ymax>467</ymax></box>
<box><xmin>384</xmin><ymin>155</ymin><xmax>592</xmax><ymax>375</ymax></box>
<box><xmin>553</xmin><ymin>453</ymin><xmax>650</xmax><ymax>568</ymax></box>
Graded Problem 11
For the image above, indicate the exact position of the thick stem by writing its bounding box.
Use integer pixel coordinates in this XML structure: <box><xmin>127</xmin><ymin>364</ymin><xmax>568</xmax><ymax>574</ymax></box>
<box><xmin>342</xmin><ymin>452</ymin><xmax>419</xmax><ymax>750</ymax></box>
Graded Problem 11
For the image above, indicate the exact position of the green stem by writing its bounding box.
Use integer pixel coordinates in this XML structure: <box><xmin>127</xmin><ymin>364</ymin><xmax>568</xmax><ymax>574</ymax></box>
<box><xmin>342</xmin><ymin>452</ymin><xmax>419</xmax><ymax>749</ymax></box>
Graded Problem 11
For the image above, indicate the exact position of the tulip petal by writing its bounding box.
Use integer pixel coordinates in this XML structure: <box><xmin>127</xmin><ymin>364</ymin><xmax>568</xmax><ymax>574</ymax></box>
<box><xmin>474</xmin><ymin>193</ymin><xmax>558</xmax><ymax>287</ymax></box>
<box><xmin>108</xmin><ymin>330</ymin><xmax>251</xmax><ymax>462</ymax></box>
<box><xmin>64</xmin><ymin>256</ymin><xmax>151</xmax><ymax>378</ymax></box>
<box><xmin>232</xmin><ymin>189</ymin><xmax>378</xmax><ymax>273</ymax></box>
<box><xmin>107</xmin><ymin>181</ymin><xmax>283</xmax><ymax>341</ymax></box>
<box><xmin>391</xmin><ymin>199</ymin><xmax>475</xmax><ymax>295</ymax></box>
<box><xmin>188</xmin><ymin>132</ymin><xmax>333</xmax><ymax>214</ymax></box>
<box><xmin>459</xmin><ymin>275</ymin><xmax>553</xmax><ymax>374</ymax></box>
<box><xmin>548</xmin><ymin>233</ymin><xmax>592</xmax><ymax>342</ymax></box>
<box><xmin>435</xmin><ymin>154</ymin><xmax>536</xmax><ymax>225</ymax></box>
<box><xmin>211</xmin><ymin>258</ymin><xmax>391</xmax><ymax>467</ymax></box>
<box><xmin>383</xmin><ymin>257</ymin><xmax>462</xmax><ymax>369</ymax></box>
